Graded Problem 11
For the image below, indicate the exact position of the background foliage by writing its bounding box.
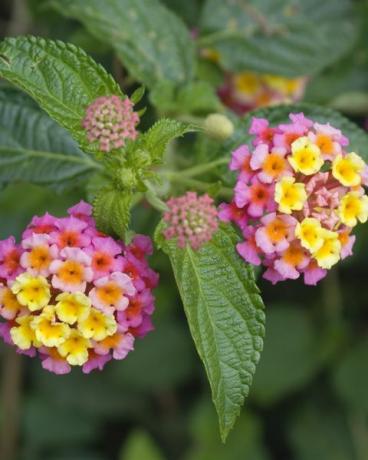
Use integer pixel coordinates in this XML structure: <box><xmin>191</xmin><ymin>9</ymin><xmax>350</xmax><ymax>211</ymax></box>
<box><xmin>1</xmin><ymin>0</ymin><xmax>368</xmax><ymax>459</ymax></box>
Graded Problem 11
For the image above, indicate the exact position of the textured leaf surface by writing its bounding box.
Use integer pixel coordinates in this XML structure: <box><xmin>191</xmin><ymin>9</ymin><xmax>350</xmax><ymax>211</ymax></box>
<box><xmin>157</xmin><ymin>223</ymin><xmax>265</xmax><ymax>440</ymax></box>
<box><xmin>200</xmin><ymin>0</ymin><xmax>357</xmax><ymax>77</ymax></box>
<box><xmin>50</xmin><ymin>0</ymin><xmax>196</xmax><ymax>88</ymax></box>
<box><xmin>0</xmin><ymin>88</ymin><xmax>97</xmax><ymax>188</ymax></box>
<box><xmin>0</xmin><ymin>36</ymin><xmax>122</xmax><ymax>149</ymax></box>
<box><xmin>140</xmin><ymin>119</ymin><xmax>197</xmax><ymax>163</ymax></box>
<box><xmin>93</xmin><ymin>188</ymin><xmax>132</xmax><ymax>239</ymax></box>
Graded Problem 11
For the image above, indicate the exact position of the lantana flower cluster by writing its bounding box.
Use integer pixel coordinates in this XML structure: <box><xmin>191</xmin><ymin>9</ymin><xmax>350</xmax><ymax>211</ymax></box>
<box><xmin>218</xmin><ymin>71</ymin><xmax>307</xmax><ymax>116</ymax></box>
<box><xmin>220</xmin><ymin>113</ymin><xmax>368</xmax><ymax>284</ymax></box>
<box><xmin>0</xmin><ymin>202</ymin><xmax>158</xmax><ymax>374</ymax></box>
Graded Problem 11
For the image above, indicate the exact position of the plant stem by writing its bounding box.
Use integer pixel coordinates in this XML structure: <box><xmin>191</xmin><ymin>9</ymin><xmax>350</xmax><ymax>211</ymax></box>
<box><xmin>163</xmin><ymin>171</ymin><xmax>233</xmax><ymax>199</ymax></box>
<box><xmin>177</xmin><ymin>158</ymin><xmax>229</xmax><ymax>178</ymax></box>
<box><xmin>0</xmin><ymin>349</ymin><xmax>22</xmax><ymax>460</ymax></box>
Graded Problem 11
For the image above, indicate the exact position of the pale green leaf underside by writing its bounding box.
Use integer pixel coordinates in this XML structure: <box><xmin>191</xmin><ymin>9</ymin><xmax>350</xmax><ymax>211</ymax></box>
<box><xmin>158</xmin><ymin>223</ymin><xmax>265</xmax><ymax>441</ymax></box>
<box><xmin>50</xmin><ymin>0</ymin><xmax>196</xmax><ymax>88</ymax></box>
<box><xmin>0</xmin><ymin>36</ymin><xmax>122</xmax><ymax>149</ymax></box>
<box><xmin>0</xmin><ymin>88</ymin><xmax>97</xmax><ymax>188</ymax></box>
<box><xmin>200</xmin><ymin>0</ymin><xmax>357</xmax><ymax>77</ymax></box>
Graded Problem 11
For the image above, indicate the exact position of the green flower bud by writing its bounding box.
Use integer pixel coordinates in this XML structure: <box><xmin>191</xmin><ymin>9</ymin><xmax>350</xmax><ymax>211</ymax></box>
<box><xmin>204</xmin><ymin>113</ymin><xmax>234</xmax><ymax>141</ymax></box>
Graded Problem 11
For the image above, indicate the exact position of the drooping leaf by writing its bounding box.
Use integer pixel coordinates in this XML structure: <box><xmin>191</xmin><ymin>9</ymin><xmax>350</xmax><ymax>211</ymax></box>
<box><xmin>0</xmin><ymin>36</ymin><xmax>122</xmax><ymax>150</ymax></box>
<box><xmin>0</xmin><ymin>87</ymin><xmax>98</xmax><ymax>188</ymax></box>
<box><xmin>50</xmin><ymin>0</ymin><xmax>196</xmax><ymax>88</ymax></box>
<box><xmin>200</xmin><ymin>0</ymin><xmax>357</xmax><ymax>77</ymax></box>
<box><xmin>156</xmin><ymin>223</ymin><xmax>265</xmax><ymax>441</ymax></box>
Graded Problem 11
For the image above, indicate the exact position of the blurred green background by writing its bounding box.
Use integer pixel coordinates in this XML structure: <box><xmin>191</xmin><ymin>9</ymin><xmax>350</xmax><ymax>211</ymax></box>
<box><xmin>1</xmin><ymin>0</ymin><xmax>368</xmax><ymax>459</ymax></box>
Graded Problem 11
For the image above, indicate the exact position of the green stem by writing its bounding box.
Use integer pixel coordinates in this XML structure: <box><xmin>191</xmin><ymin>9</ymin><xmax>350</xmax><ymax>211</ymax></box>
<box><xmin>163</xmin><ymin>171</ymin><xmax>233</xmax><ymax>200</ymax></box>
<box><xmin>144</xmin><ymin>181</ymin><xmax>168</xmax><ymax>212</ymax></box>
<box><xmin>178</xmin><ymin>158</ymin><xmax>229</xmax><ymax>178</ymax></box>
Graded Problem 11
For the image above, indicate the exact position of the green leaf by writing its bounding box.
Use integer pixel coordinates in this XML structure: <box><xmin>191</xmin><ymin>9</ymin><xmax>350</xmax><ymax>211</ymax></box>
<box><xmin>0</xmin><ymin>36</ymin><xmax>122</xmax><ymax>150</ymax></box>
<box><xmin>150</xmin><ymin>80</ymin><xmax>223</xmax><ymax>115</ymax></box>
<box><xmin>200</xmin><ymin>0</ymin><xmax>357</xmax><ymax>77</ymax></box>
<box><xmin>0</xmin><ymin>87</ymin><xmax>98</xmax><ymax>188</ymax></box>
<box><xmin>140</xmin><ymin>118</ymin><xmax>197</xmax><ymax>163</ymax></box>
<box><xmin>93</xmin><ymin>188</ymin><xmax>132</xmax><ymax>239</ymax></box>
<box><xmin>333</xmin><ymin>337</ymin><xmax>368</xmax><ymax>412</ymax></box>
<box><xmin>120</xmin><ymin>430</ymin><xmax>164</xmax><ymax>460</ymax></box>
<box><xmin>50</xmin><ymin>0</ymin><xmax>196</xmax><ymax>88</ymax></box>
<box><xmin>230</xmin><ymin>104</ymin><xmax>368</xmax><ymax>162</ymax></box>
<box><xmin>288</xmin><ymin>402</ymin><xmax>355</xmax><ymax>460</ymax></box>
<box><xmin>251</xmin><ymin>305</ymin><xmax>322</xmax><ymax>406</ymax></box>
<box><xmin>156</xmin><ymin>223</ymin><xmax>265</xmax><ymax>441</ymax></box>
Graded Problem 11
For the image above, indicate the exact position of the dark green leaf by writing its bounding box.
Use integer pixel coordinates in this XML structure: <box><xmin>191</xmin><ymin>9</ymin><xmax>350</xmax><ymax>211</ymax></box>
<box><xmin>156</xmin><ymin>223</ymin><xmax>265</xmax><ymax>441</ymax></box>
<box><xmin>333</xmin><ymin>337</ymin><xmax>368</xmax><ymax>412</ymax></box>
<box><xmin>251</xmin><ymin>305</ymin><xmax>322</xmax><ymax>406</ymax></box>
<box><xmin>200</xmin><ymin>0</ymin><xmax>357</xmax><ymax>77</ymax></box>
<box><xmin>289</xmin><ymin>402</ymin><xmax>355</xmax><ymax>460</ymax></box>
<box><xmin>0</xmin><ymin>87</ymin><xmax>97</xmax><ymax>188</ymax></box>
<box><xmin>50</xmin><ymin>0</ymin><xmax>196</xmax><ymax>87</ymax></box>
<box><xmin>0</xmin><ymin>36</ymin><xmax>122</xmax><ymax>150</ymax></box>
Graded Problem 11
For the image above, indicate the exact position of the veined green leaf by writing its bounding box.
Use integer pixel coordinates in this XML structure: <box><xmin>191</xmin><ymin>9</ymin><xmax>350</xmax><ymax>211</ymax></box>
<box><xmin>0</xmin><ymin>87</ymin><xmax>98</xmax><ymax>188</ymax></box>
<box><xmin>156</xmin><ymin>223</ymin><xmax>265</xmax><ymax>441</ymax></box>
<box><xmin>139</xmin><ymin>119</ymin><xmax>198</xmax><ymax>163</ymax></box>
<box><xmin>200</xmin><ymin>0</ymin><xmax>357</xmax><ymax>77</ymax></box>
<box><xmin>50</xmin><ymin>0</ymin><xmax>196</xmax><ymax>88</ymax></box>
<box><xmin>0</xmin><ymin>36</ymin><xmax>122</xmax><ymax>150</ymax></box>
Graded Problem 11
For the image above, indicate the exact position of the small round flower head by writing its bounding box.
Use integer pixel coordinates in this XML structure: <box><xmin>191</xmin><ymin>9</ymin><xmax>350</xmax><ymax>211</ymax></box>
<box><xmin>0</xmin><ymin>202</ymin><xmax>158</xmax><ymax>375</ymax></box>
<box><xmin>163</xmin><ymin>192</ymin><xmax>219</xmax><ymax>250</ymax></box>
<box><xmin>222</xmin><ymin>112</ymin><xmax>368</xmax><ymax>285</ymax></box>
<box><xmin>82</xmin><ymin>95</ymin><xmax>139</xmax><ymax>152</ymax></box>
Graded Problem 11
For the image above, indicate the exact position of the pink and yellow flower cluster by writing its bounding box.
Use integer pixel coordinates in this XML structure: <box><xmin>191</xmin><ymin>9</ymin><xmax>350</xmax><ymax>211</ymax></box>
<box><xmin>218</xmin><ymin>71</ymin><xmax>307</xmax><ymax>116</ymax></box>
<box><xmin>220</xmin><ymin>113</ymin><xmax>368</xmax><ymax>284</ymax></box>
<box><xmin>0</xmin><ymin>201</ymin><xmax>158</xmax><ymax>374</ymax></box>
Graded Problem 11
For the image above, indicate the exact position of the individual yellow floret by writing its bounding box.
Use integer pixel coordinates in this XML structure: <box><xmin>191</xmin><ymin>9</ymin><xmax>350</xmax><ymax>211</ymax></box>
<box><xmin>332</xmin><ymin>153</ymin><xmax>365</xmax><ymax>187</ymax></box>
<box><xmin>57</xmin><ymin>330</ymin><xmax>91</xmax><ymax>366</ymax></box>
<box><xmin>339</xmin><ymin>191</ymin><xmax>368</xmax><ymax>227</ymax></box>
<box><xmin>78</xmin><ymin>308</ymin><xmax>117</xmax><ymax>341</ymax></box>
<box><xmin>275</xmin><ymin>177</ymin><xmax>307</xmax><ymax>214</ymax></box>
<box><xmin>31</xmin><ymin>306</ymin><xmax>71</xmax><ymax>347</ymax></box>
<box><xmin>10</xmin><ymin>315</ymin><xmax>41</xmax><ymax>350</ymax></box>
<box><xmin>55</xmin><ymin>292</ymin><xmax>91</xmax><ymax>325</ymax></box>
<box><xmin>289</xmin><ymin>137</ymin><xmax>323</xmax><ymax>175</ymax></box>
<box><xmin>295</xmin><ymin>218</ymin><xmax>325</xmax><ymax>252</ymax></box>
<box><xmin>11</xmin><ymin>273</ymin><xmax>50</xmax><ymax>311</ymax></box>
<box><xmin>312</xmin><ymin>230</ymin><xmax>341</xmax><ymax>269</ymax></box>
